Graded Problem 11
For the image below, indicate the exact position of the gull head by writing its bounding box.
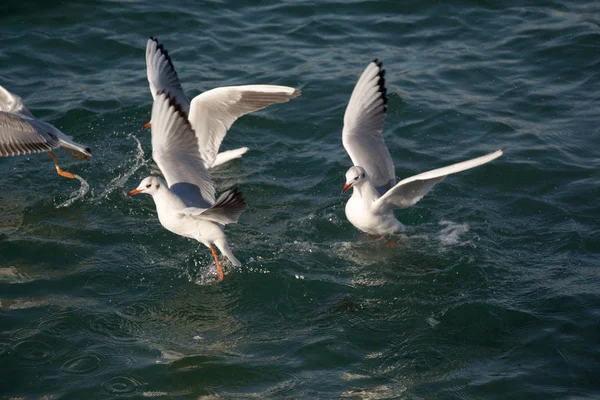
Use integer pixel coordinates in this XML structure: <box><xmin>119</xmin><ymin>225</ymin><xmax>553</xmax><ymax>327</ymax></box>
<box><xmin>342</xmin><ymin>166</ymin><xmax>367</xmax><ymax>194</ymax></box>
<box><xmin>128</xmin><ymin>176</ymin><xmax>164</xmax><ymax>197</ymax></box>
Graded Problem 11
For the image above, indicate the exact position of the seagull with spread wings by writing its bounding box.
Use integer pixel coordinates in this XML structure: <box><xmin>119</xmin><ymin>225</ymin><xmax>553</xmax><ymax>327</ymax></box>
<box><xmin>129</xmin><ymin>91</ymin><xmax>246</xmax><ymax>281</ymax></box>
<box><xmin>340</xmin><ymin>60</ymin><xmax>504</xmax><ymax>235</ymax></box>
<box><xmin>0</xmin><ymin>84</ymin><xmax>91</xmax><ymax>179</ymax></box>
<box><xmin>145</xmin><ymin>37</ymin><xmax>301</xmax><ymax>168</ymax></box>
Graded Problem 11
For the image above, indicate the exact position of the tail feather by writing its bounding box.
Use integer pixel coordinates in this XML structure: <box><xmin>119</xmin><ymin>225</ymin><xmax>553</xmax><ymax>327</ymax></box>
<box><xmin>214</xmin><ymin>237</ymin><xmax>241</xmax><ymax>267</ymax></box>
<box><xmin>210</xmin><ymin>147</ymin><xmax>248</xmax><ymax>168</ymax></box>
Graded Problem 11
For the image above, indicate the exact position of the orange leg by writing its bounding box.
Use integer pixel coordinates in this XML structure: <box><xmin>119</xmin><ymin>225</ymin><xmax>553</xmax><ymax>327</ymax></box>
<box><xmin>210</xmin><ymin>246</ymin><xmax>224</xmax><ymax>281</ymax></box>
<box><xmin>48</xmin><ymin>152</ymin><xmax>75</xmax><ymax>179</ymax></box>
<box><xmin>63</xmin><ymin>147</ymin><xmax>89</xmax><ymax>160</ymax></box>
<box><xmin>385</xmin><ymin>239</ymin><xmax>403</xmax><ymax>248</ymax></box>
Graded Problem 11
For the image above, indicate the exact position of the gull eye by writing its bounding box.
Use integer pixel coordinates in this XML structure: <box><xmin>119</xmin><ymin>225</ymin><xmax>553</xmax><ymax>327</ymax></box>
<box><xmin>145</xmin><ymin>183</ymin><xmax>151</xmax><ymax>188</ymax></box>
<box><xmin>354</xmin><ymin>176</ymin><xmax>359</xmax><ymax>181</ymax></box>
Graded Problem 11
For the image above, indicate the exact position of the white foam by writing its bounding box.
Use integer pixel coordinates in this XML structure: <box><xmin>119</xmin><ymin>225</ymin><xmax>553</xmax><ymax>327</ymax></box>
<box><xmin>438</xmin><ymin>220</ymin><xmax>472</xmax><ymax>247</ymax></box>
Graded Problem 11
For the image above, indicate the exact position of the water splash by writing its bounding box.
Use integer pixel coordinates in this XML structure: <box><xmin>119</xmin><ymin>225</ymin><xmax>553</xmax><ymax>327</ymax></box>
<box><xmin>92</xmin><ymin>134</ymin><xmax>147</xmax><ymax>202</ymax></box>
<box><xmin>56</xmin><ymin>174</ymin><xmax>90</xmax><ymax>208</ymax></box>
<box><xmin>438</xmin><ymin>220</ymin><xmax>472</xmax><ymax>247</ymax></box>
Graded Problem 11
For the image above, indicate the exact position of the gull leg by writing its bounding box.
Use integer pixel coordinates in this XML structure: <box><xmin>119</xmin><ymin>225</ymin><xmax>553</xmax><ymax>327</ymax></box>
<box><xmin>385</xmin><ymin>239</ymin><xmax>403</xmax><ymax>248</ymax></box>
<box><xmin>48</xmin><ymin>152</ymin><xmax>75</xmax><ymax>179</ymax></box>
<box><xmin>210</xmin><ymin>246</ymin><xmax>225</xmax><ymax>281</ymax></box>
<box><xmin>64</xmin><ymin>147</ymin><xmax>89</xmax><ymax>160</ymax></box>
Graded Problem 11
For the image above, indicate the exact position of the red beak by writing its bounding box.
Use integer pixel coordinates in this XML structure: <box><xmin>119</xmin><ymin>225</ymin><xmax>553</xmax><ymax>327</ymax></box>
<box><xmin>341</xmin><ymin>183</ymin><xmax>351</xmax><ymax>194</ymax></box>
<box><xmin>142</xmin><ymin>121</ymin><xmax>151</xmax><ymax>129</ymax></box>
<box><xmin>128</xmin><ymin>189</ymin><xmax>142</xmax><ymax>196</ymax></box>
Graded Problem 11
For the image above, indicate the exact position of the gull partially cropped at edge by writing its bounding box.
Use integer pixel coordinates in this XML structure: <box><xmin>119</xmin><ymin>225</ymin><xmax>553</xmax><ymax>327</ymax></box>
<box><xmin>0</xmin><ymin>84</ymin><xmax>91</xmax><ymax>179</ymax></box>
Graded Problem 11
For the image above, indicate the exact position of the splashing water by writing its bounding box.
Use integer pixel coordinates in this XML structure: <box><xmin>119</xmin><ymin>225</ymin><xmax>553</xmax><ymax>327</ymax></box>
<box><xmin>438</xmin><ymin>220</ymin><xmax>471</xmax><ymax>246</ymax></box>
<box><xmin>93</xmin><ymin>134</ymin><xmax>147</xmax><ymax>202</ymax></box>
<box><xmin>56</xmin><ymin>174</ymin><xmax>90</xmax><ymax>208</ymax></box>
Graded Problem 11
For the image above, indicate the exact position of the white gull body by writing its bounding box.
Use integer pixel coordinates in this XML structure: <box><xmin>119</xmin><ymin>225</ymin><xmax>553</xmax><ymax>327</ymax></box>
<box><xmin>129</xmin><ymin>92</ymin><xmax>250</xmax><ymax>281</ymax></box>
<box><xmin>341</xmin><ymin>60</ymin><xmax>504</xmax><ymax>235</ymax></box>
<box><xmin>0</xmin><ymin>84</ymin><xmax>91</xmax><ymax>178</ymax></box>
<box><xmin>145</xmin><ymin>37</ymin><xmax>301</xmax><ymax>168</ymax></box>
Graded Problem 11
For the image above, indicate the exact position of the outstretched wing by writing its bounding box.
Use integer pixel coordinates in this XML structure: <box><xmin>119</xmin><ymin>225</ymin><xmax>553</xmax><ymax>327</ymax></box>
<box><xmin>0</xmin><ymin>84</ymin><xmax>34</xmax><ymax>118</ymax></box>
<box><xmin>151</xmin><ymin>91</ymin><xmax>215</xmax><ymax>207</ymax></box>
<box><xmin>176</xmin><ymin>187</ymin><xmax>247</xmax><ymax>225</ymax></box>
<box><xmin>342</xmin><ymin>59</ymin><xmax>394</xmax><ymax>195</ymax></box>
<box><xmin>146</xmin><ymin>37</ymin><xmax>189</xmax><ymax>113</ymax></box>
<box><xmin>373</xmin><ymin>149</ymin><xmax>505</xmax><ymax>213</ymax></box>
<box><xmin>188</xmin><ymin>85</ymin><xmax>301</xmax><ymax>168</ymax></box>
<box><xmin>0</xmin><ymin>111</ymin><xmax>60</xmax><ymax>156</ymax></box>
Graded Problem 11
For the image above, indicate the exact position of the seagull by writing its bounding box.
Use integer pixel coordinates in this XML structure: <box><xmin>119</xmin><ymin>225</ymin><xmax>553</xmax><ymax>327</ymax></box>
<box><xmin>340</xmin><ymin>60</ymin><xmax>504</xmax><ymax>235</ymax></box>
<box><xmin>0</xmin><ymin>84</ymin><xmax>92</xmax><ymax>179</ymax></box>
<box><xmin>145</xmin><ymin>36</ymin><xmax>301</xmax><ymax>168</ymax></box>
<box><xmin>129</xmin><ymin>91</ymin><xmax>252</xmax><ymax>281</ymax></box>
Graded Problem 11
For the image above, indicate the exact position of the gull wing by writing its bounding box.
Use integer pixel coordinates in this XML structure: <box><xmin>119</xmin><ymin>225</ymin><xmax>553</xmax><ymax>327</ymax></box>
<box><xmin>373</xmin><ymin>149</ymin><xmax>504</xmax><ymax>213</ymax></box>
<box><xmin>0</xmin><ymin>84</ymin><xmax>34</xmax><ymax>118</ymax></box>
<box><xmin>188</xmin><ymin>85</ymin><xmax>301</xmax><ymax>168</ymax></box>
<box><xmin>342</xmin><ymin>60</ymin><xmax>395</xmax><ymax>195</ymax></box>
<box><xmin>0</xmin><ymin>111</ymin><xmax>60</xmax><ymax>156</ymax></box>
<box><xmin>151</xmin><ymin>91</ymin><xmax>215</xmax><ymax>207</ymax></box>
<box><xmin>146</xmin><ymin>37</ymin><xmax>189</xmax><ymax>114</ymax></box>
<box><xmin>175</xmin><ymin>187</ymin><xmax>246</xmax><ymax>225</ymax></box>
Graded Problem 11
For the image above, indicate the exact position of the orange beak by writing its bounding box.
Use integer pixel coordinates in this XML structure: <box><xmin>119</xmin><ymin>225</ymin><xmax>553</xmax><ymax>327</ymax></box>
<box><xmin>128</xmin><ymin>189</ymin><xmax>142</xmax><ymax>196</ymax></box>
<box><xmin>142</xmin><ymin>121</ymin><xmax>151</xmax><ymax>129</ymax></box>
<box><xmin>341</xmin><ymin>183</ymin><xmax>351</xmax><ymax>194</ymax></box>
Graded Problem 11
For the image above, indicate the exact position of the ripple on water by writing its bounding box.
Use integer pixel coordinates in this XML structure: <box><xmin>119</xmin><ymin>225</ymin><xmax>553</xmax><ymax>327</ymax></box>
<box><xmin>117</xmin><ymin>302</ymin><xmax>151</xmax><ymax>321</ymax></box>
<box><xmin>13</xmin><ymin>339</ymin><xmax>54</xmax><ymax>364</ymax></box>
<box><xmin>86</xmin><ymin>313</ymin><xmax>143</xmax><ymax>344</ymax></box>
<box><xmin>85</xmin><ymin>272</ymin><xmax>131</xmax><ymax>296</ymax></box>
<box><xmin>0</xmin><ymin>341</ymin><xmax>10</xmax><ymax>357</ymax></box>
<box><xmin>38</xmin><ymin>313</ymin><xmax>81</xmax><ymax>336</ymax></box>
<box><xmin>61</xmin><ymin>353</ymin><xmax>102</xmax><ymax>375</ymax></box>
<box><xmin>102</xmin><ymin>376</ymin><xmax>140</xmax><ymax>394</ymax></box>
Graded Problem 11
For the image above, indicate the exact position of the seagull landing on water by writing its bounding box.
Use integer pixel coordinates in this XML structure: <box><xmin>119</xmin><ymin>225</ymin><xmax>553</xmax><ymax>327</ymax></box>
<box><xmin>129</xmin><ymin>91</ymin><xmax>249</xmax><ymax>281</ymax></box>
<box><xmin>340</xmin><ymin>60</ymin><xmax>504</xmax><ymax>236</ymax></box>
<box><xmin>144</xmin><ymin>37</ymin><xmax>301</xmax><ymax>168</ymax></box>
<box><xmin>0</xmin><ymin>84</ymin><xmax>92</xmax><ymax>179</ymax></box>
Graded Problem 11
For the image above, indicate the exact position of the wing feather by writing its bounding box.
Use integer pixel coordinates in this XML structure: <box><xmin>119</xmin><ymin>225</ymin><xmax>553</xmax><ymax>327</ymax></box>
<box><xmin>151</xmin><ymin>91</ymin><xmax>215</xmax><ymax>207</ymax></box>
<box><xmin>0</xmin><ymin>84</ymin><xmax>34</xmax><ymax>118</ymax></box>
<box><xmin>146</xmin><ymin>37</ymin><xmax>189</xmax><ymax>113</ymax></box>
<box><xmin>342</xmin><ymin>60</ymin><xmax>395</xmax><ymax>194</ymax></box>
<box><xmin>373</xmin><ymin>149</ymin><xmax>505</xmax><ymax>213</ymax></box>
<box><xmin>188</xmin><ymin>85</ymin><xmax>301</xmax><ymax>168</ymax></box>
<box><xmin>0</xmin><ymin>111</ymin><xmax>59</xmax><ymax>156</ymax></box>
<box><xmin>176</xmin><ymin>187</ymin><xmax>246</xmax><ymax>225</ymax></box>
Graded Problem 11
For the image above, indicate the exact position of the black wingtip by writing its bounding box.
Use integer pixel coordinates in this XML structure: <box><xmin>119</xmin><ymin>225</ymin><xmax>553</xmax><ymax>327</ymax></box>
<box><xmin>216</xmin><ymin>187</ymin><xmax>247</xmax><ymax>212</ymax></box>
<box><xmin>147</xmin><ymin>36</ymin><xmax>178</xmax><ymax>75</ymax></box>
<box><xmin>373</xmin><ymin>59</ymin><xmax>388</xmax><ymax>108</ymax></box>
<box><xmin>156</xmin><ymin>90</ymin><xmax>190</xmax><ymax>126</ymax></box>
<box><xmin>230</xmin><ymin>187</ymin><xmax>247</xmax><ymax>210</ymax></box>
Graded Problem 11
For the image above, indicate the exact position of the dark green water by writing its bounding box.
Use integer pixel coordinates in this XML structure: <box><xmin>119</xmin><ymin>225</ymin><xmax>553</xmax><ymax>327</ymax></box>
<box><xmin>1</xmin><ymin>1</ymin><xmax>599</xmax><ymax>398</ymax></box>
